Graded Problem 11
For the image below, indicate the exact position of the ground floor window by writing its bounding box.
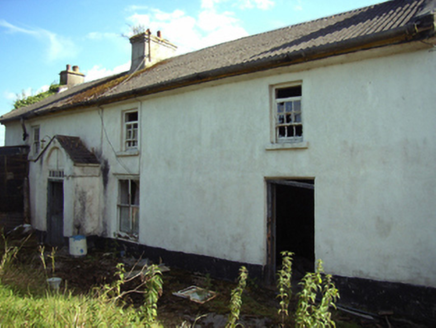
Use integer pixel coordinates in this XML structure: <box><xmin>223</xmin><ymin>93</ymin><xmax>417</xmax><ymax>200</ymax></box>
<box><xmin>118</xmin><ymin>179</ymin><xmax>139</xmax><ymax>237</ymax></box>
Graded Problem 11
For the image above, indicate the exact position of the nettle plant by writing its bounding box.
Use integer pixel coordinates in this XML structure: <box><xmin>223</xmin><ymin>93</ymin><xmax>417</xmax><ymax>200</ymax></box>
<box><xmin>277</xmin><ymin>251</ymin><xmax>294</xmax><ymax>327</ymax></box>
<box><xmin>226</xmin><ymin>266</ymin><xmax>248</xmax><ymax>328</ymax></box>
<box><xmin>226</xmin><ymin>253</ymin><xmax>340</xmax><ymax>328</ymax></box>
<box><xmin>295</xmin><ymin>260</ymin><xmax>340</xmax><ymax>328</ymax></box>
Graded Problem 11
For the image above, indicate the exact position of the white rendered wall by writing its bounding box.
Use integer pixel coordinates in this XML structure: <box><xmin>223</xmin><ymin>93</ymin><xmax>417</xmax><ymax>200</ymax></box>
<box><xmin>138</xmin><ymin>46</ymin><xmax>436</xmax><ymax>287</ymax></box>
<box><xmin>3</xmin><ymin>44</ymin><xmax>436</xmax><ymax>288</ymax></box>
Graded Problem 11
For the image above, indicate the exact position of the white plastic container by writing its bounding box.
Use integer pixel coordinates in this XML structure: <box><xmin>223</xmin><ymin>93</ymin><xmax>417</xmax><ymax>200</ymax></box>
<box><xmin>69</xmin><ymin>235</ymin><xmax>87</xmax><ymax>257</ymax></box>
<box><xmin>47</xmin><ymin>277</ymin><xmax>62</xmax><ymax>289</ymax></box>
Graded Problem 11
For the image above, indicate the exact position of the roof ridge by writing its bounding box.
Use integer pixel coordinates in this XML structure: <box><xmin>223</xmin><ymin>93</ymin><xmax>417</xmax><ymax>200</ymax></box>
<box><xmin>1</xmin><ymin>0</ymin><xmax>432</xmax><ymax>123</ymax></box>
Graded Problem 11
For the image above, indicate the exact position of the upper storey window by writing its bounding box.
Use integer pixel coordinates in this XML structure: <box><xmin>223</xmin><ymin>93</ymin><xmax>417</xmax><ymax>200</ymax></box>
<box><xmin>274</xmin><ymin>85</ymin><xmax>302</xmax><ymax>143</ymax></box>
<box><xmin>124</xmin><ymin>111</ymin><xmax>138</xmax><ymax>150</ymax></box>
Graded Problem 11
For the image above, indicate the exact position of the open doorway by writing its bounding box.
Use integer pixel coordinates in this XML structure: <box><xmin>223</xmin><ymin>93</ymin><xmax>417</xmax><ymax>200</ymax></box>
<box><xmin>47</xmin><ymin>180</ymin><xmax>64</xmax><ymax>247</ymax></box>
<box><xmin>266</xmin><ymin>179</ymin><xmax>314</xmax><ymax>283</ymax></box>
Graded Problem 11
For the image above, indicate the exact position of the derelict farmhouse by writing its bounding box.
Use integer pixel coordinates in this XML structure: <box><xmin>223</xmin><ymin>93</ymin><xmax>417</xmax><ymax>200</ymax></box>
<box><xmin>1</xmin><ymin>0</ymin><xmax>436</xmax><ymax>321</ymax></box>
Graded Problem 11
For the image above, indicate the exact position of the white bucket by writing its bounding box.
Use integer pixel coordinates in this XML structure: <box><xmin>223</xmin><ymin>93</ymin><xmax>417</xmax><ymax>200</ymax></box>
<box><xmin>47</xmin><ymin>277</ymin><xmax>62</xmax><ymax>289</ymax></box>
<box><xmin>69</xmin><ymin>235</ymin><xmax>87</xmax><ymax>257</ymax></box>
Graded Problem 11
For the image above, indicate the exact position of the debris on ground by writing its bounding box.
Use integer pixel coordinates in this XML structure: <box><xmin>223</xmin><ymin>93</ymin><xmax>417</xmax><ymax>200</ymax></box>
<box><xmin>1</xmin><ymin>230</ymin><xmax>430</xmax><ymax>327</ymax></box>
<box><xmin>173</xmin><ymin>286</ymin><xmax>217</xmax><ymax>304</ymax></box>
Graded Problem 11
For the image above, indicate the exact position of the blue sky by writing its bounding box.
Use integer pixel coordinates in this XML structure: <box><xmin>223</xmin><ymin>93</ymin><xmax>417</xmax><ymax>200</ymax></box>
<box><xmin>0</xmin><ymin>0</ymin><xmax>383</xmax><ymax>145</ymax></box>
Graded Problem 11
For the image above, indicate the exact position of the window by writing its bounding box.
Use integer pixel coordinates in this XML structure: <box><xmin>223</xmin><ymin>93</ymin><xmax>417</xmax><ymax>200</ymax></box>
<box><xmin>274</xmin><ymin>85</ymin><xmax>302</xmax><ymax>142</ymax></box>
<box><xmin>124</xmin><ymin>111</ymin><xmax>138</xmax><ymax>150</ymax></box>
<box><xmin>118</xmin><ymin>179</ymin><xmax>139</xmax><ymax>237</ymax></box>
<box><xmin>32</xmin><ymin>126</ymin><xmax>40</xmax><ymax>154</ymax></box>
<box><xmin>49</xmin><ymin>170</ymin><xmax>64</xmax><ymax>179</ymax></box>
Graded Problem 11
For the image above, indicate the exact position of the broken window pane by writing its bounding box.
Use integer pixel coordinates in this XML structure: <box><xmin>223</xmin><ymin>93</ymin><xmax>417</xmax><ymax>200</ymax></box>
<box><xmin>295</xmin><ymin>114</ymin><xmax>301</xmax><ymax>122</ymax></box>
<box><xmin>131</xmin><ymin>180</ymin><xmax>140</xmax><ymax>205</ymax></box>
<box><xmin>126</xmin><ymin>111</ymin><xmax>138</xmax><ymax>122</ymax></box>
<box><xmin>285</xmin><ymin>102</ymin><xmax>293</xmax><ymax>112</ymax></box>
<box><xmin>276</xmin><ymin>86</ymin><xmax>301</xmax><ymax>98</ymax></box>
<box><xmin>118</xmin><ymin>179</ymin><xmax>140</xmax><ymax>236</ymax></box>
<box><xmin>295</xmin><ymin>125</ymin><xmax>303</xmax><ymax>136</ymax></box>
<box><xmin>124</xmin><ymin>111</ymin><xmax>139</xmax><ymax>150</ymax></box>
<box><xmin>120</xmin><ymin>206</ymin><xmax>130</xmax><ymax>233</ymax></box>
<box><xmin>119</xmin><ymin>180</ymin><xmax>129</xmax><ymax>204</ymax></box>
<box><xmin>294</xmin><ymin>100</ymin><xmax>301</xmax><ymax>112</ymax></box>
<box><xmin>274</xmin><ymin>85</ymin><xmax>303</xmax><ymax>142</ymax></box>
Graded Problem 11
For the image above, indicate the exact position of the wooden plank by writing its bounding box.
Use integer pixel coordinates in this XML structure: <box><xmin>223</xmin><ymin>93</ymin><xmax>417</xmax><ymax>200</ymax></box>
<box><xmin>269</xmin><ymin>179</ymin><xmax>314</xmax><ymax>190</ymax></box>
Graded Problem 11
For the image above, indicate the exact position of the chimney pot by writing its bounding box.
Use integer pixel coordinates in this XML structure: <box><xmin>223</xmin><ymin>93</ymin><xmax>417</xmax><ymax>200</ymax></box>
<box><xmin>129</xmin><ymin>30</ymin><xmax>177</xmax><ymax>72</ymax></box>
<box><xmin>60</xmin><ymin>64</ymin><xmax>85</xmax><ymax>87</ymax></box>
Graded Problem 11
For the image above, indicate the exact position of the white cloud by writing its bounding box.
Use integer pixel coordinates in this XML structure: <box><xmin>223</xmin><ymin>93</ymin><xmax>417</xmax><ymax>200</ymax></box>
<box><xmin>0</xmin><ymin>20</ymin><xmax>77</xmax><ymax>62</ymax></box>
<box><xmin>154</xmin><ymin>9</ymin><xmax>185</xmax><ymax>21</ymax></box>
<box><xmin>3</xmin><ymin>90</ymin><xmax>17</xmax><ymax>101</ymax></box>
<box><xmin>201</xmin><ymin>0</ymin><xmax>223</xmax><ymax>9</ymax></box>
<box><xmin>125</xmin><ymin>5</ymin><xmax>248</xmax><ymax>54</ymax></box>
<box><xmin>0</xmin><ymin>19</ymin><xmax>38</xmax><ymax>35</ymax></box>
<box><xmin>86</xmin><ymin>32</ymin><xmax>119</xmax><ymax>40</ymax></box>
<box><xmin>200</xmin><ymin>0</ymin><xmax>274</xmax><ymax>10</ymax></box>
<box><xmin>45</xmin><ymin>33</ymin><xmax>77</xmax><ymax>62</ymax></box>
<box><xmin>16</xmin><ymin>87</ymin><xmax>33</xmax><ymax>99</ymax></box>
<box><xmin>125</xmin><ymin>5</ymin><xmax>149</xmax><ymax>12</ymax></box>
<box><xmin>4</xmin><ymin>85</ymin><xmax>51</xmax><ymax>102</ymax></box>
<box><xmin>197</xmin><ymin>9</ymin><xmax>238</xmax><ymax>32</ymax></box>
<box><xmin>294</xmin><ymin>0</ymin><xmax>303</xmax><ymax>11</ymax></box>
<box><xmin>237</xmin><ymin>0</ymin><xmax>275</xmax><ymax>10</ymax></box>
<box><xmin>84</xmin><ymin>62</ymin><xmax>130</xmax><ymax>82</ymax></box>
<box><xmin>38</xmin><ymin>85</ymin><xmax>50</xmax><ymax>93</ymax></box>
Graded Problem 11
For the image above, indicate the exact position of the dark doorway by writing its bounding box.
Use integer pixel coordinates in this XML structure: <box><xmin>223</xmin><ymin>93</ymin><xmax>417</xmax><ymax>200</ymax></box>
<box><xmin>266</xmin><ymin>179</ymin><xmax>314</xmax><ymax>283</ymax></box>
<box><xmin>47</xmin><ymin>181</ymin><xmax>64</xmax><ymax>247</ymax></box>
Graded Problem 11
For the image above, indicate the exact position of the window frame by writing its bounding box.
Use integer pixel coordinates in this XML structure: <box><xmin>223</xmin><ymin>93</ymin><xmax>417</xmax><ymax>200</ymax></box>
<box><xmin>271</xmin><ymin>83</ymin><xmax>303</xmax><ymax>144</ymax></box>
<box><xmin>123</xmin><ymin>110</ymin><xmax>139</xmax><ymax>151</ymax></box>
<box><xmin>117</xmin><ymin>178</ymin><xmax>140</xmax><ymax>240</ymax></box>
<box><xmin>31</xmin><ymin>125</ymin><xmax>40</xmax><ymax>155</ymax></box>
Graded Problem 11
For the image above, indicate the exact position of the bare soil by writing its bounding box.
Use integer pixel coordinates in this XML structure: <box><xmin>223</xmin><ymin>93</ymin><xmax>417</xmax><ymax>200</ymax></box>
<box><xmin>6</xmin><ymin>232</ymin><xmax>426</xmax><ymax>327</ymax></box>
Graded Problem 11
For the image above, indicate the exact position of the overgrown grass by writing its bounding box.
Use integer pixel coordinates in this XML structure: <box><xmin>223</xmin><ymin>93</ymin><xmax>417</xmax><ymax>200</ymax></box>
<box><xmin>0</xmin><ymin>239</ymin><xmax>164</xmax><ymax>327</ymax></box>
<box><xmin>0</xmin><ymin>283</ymin><xmax>163</xmax><ymax>327</ymax></box>
<box><xmin>0</xmin><ymin>235</ymin><xmax>341</xmax><ymax>327</ymax></box>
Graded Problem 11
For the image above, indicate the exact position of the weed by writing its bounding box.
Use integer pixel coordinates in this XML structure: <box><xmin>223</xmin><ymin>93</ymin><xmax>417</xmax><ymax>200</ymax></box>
<box><xmin>48</xmin><ymin>247</ymin><xmax>57</xmax><ymax>275</ymax></box>
<box><xmin>38</xmin><ymin>246</ymin><xmax>47</xmax><ymax>276</ymax></box>
<box><xmin>295</xmin><ymin>260</ymin><xmax>340</xmax><ymax>328</ymax></box>
<box><xmin>204</xmin><ymin>273</ymin><xmax>212</xmax><ymax>290</ymax></box>
<box><xmin>0</xmin><ymin>244</ymin><xmax>165</xmax><ymax>327</ymax></box>
<box><xmin>277</xmin><ymin>251</ymin><xmax>294</xmax><ymax>327</ymax></box>
<box><xmin>226</xmin><ymin>266</ymin><xmax>248</xmax><ymax>328</ymax></box>
<box><xmin>0</xmin><ymin>235</ymin><xmax>18</xmax><ymax>278</ymax></box>
<box><xmin>142</xmin><ymin>264</ymin><xmax>163</xmax><ymax>324</ymax></box>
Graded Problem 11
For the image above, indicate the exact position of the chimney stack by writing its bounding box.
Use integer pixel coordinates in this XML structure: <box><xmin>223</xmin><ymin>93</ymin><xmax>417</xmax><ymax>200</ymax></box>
<box><xmin>129</xmin><ymin>30</ymin><xmax>177</xmax><ymax>73</ymax></box>
<box><xmin>59</xmin><ymin>64</ymin><xmax>85</xmax><ymax>88</ymax></box>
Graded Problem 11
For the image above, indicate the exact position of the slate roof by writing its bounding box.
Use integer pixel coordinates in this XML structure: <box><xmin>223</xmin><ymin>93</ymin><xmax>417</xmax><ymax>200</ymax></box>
<box><xmin>1</xmin><ymin>0</ymin><xmax>435</xmax><ymax>123</ymax></box>
<box><xmin>55</xmin><ymin>135</ymin><xmax>99</xmax><ymax>165</ymax></box>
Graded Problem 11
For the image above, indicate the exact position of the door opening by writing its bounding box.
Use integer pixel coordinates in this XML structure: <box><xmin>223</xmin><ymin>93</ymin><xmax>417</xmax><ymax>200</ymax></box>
<box><xmin>266</xmin><ymin>179</ymin><xmax>314</xmax><ymax>283</ymax></box>
<box><xmin>47</xmin><ymin>180</ymin><xmax>64</xmax><ymax>247</ymax></box>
